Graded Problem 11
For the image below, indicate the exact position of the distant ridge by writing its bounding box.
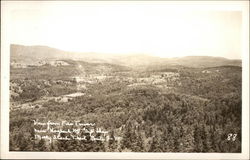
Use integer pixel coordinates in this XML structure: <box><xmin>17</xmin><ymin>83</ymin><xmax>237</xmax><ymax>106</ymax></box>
<box><xmin>10</xmin><ymin>44</ymin><xmax>242</xmax><ymax>68</ymax></box>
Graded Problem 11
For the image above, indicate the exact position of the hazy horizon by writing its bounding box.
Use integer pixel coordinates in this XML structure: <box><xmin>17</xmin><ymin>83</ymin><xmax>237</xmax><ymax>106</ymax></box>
<box><xmin>11</xmin><ymin>43</ymin><xmax>242</xmax><ymax>60</ymax></box>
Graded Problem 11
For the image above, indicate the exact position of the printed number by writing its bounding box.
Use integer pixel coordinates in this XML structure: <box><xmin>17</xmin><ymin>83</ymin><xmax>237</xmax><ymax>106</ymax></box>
<box><xmin>227</xmin><ymin>133</ymin><xmax>237</xmax><ymax>141</ymax></box>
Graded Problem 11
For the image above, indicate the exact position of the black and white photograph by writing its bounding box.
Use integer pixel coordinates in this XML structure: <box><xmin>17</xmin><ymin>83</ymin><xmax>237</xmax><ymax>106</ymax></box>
<box><xmin>1</xmin><ymin>1</ymin><xmax>249</xmax><ymax>159</ymax></box>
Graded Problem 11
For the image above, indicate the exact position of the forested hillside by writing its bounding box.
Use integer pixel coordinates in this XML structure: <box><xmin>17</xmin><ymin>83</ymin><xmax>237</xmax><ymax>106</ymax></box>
<box><xmin>9</xmin><ymin>45</ymin><xmax>242</xmax><ymax>152</ymax></box>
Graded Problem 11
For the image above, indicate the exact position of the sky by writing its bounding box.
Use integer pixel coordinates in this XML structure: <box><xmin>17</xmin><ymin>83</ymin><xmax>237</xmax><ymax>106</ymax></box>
<box><xmin>2</xmin><ymin>1</ymin><xmax>244</xmax><ymax>59</ymax></box>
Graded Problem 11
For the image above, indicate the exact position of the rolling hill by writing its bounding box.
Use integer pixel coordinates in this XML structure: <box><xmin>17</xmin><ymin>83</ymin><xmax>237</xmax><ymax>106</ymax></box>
<box><xmin>10</xmin><ymin>44</ymin><xmax>241</xmax><ymax>68</ymax></box>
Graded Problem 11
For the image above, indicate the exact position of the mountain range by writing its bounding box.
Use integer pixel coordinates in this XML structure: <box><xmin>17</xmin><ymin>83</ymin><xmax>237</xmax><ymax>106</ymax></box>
<box><xmin>10</xmin><ymin>44</ymin><xmax>242</xmax><ymax>68</ymax></box>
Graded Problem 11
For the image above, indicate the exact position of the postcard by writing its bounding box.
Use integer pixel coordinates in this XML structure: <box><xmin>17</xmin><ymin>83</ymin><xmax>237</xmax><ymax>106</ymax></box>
<box><xmin>1</xmin><ymin>1</ymin><xmax>249</xmax><ymax>159</ymax></box>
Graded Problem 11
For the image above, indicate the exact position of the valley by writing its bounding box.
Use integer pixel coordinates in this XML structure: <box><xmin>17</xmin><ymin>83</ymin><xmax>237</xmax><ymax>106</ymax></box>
<box><xmin>9</xmin><ymin>45</ymin><xmax>242</xmax><ymax>152</ymax></box>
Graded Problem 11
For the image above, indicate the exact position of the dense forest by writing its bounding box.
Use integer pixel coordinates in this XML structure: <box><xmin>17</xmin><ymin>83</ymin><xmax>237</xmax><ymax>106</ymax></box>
<box><xmin>9</xmin><ymin>56</ymin><xmax>241</xmax><ymax>152</ymax></box>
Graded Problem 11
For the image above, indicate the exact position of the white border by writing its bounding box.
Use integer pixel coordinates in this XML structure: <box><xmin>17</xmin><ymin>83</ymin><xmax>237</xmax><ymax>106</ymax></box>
<box><xmin>1</xmin><ymin>1</ymin><xmax>249</xmax><ymax>159</ymax></box>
